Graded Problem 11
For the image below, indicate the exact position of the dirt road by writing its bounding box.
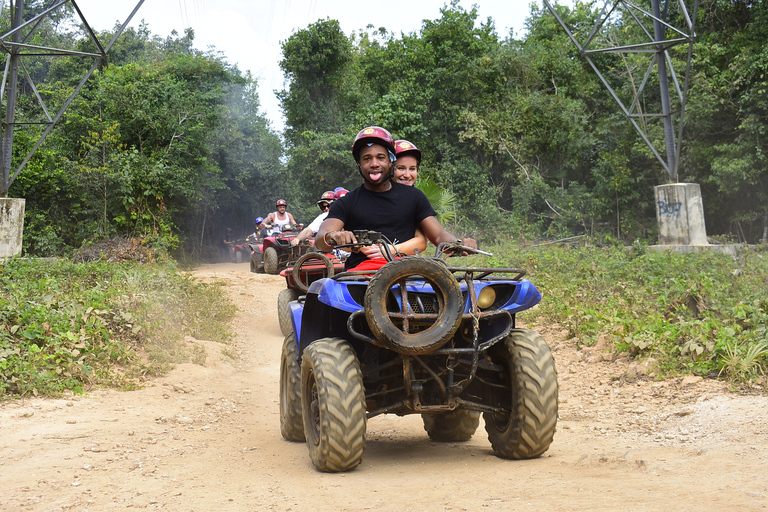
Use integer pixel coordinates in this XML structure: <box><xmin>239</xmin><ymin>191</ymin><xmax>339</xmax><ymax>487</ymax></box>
<box><xmin>2</xmin><ymin>262</ymin><xmax>767</xmax><ymax>511</ymax></box>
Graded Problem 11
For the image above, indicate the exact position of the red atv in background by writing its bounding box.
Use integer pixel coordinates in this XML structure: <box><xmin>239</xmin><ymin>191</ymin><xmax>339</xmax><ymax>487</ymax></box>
<box><xmin>276</xmin><ymin>251</ymin><xmax>344</xmax><ymax>336</ymax></box>
<box><xmin>249</xmin><ymin>224</ymin><xmax>310</xmax><ymax>275</ymax></box>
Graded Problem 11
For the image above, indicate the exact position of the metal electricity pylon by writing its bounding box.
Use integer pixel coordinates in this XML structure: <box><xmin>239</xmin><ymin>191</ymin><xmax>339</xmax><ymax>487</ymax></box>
<box><xmin>0</xmin><ymin>0</ymin><xmax>145</xmax><ymax>197</ymax></box>
<box><xmin>543</xmin><ymin>0</ymin><xmax>699</xmax><ymax>183</ymax></box>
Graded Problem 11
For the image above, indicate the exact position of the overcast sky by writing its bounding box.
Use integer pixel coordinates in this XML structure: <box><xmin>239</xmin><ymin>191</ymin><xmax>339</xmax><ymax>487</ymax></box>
<box><xmin>72</xmin><ymin>0</ymin><xmax>539</xmax><ymax>132</ymax></box>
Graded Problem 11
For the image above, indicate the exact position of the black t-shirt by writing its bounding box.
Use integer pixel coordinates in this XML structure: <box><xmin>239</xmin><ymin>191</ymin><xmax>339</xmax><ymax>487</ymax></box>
<box><xmin>327</xmin><ymin>182</ymin><xmax>437</xmax><ymax>270</ymax></box>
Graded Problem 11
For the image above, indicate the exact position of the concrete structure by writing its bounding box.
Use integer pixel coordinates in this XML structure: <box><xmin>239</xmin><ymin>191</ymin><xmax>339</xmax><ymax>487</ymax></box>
<box><xmin>0</xmin><ymin>197</ymin><xmax>24</xmax><ymax>258</ymax></box>
<box><xmin>654</xmin><ymin>183</ymin><xmax>708</xmax><ymax>246</ymax></box>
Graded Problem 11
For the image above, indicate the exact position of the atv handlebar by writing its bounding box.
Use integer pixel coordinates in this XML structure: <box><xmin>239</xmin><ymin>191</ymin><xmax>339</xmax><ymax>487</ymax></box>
<box><xmin>331</xmin><ymin>230</ymin><xmax>491</xmax><ymax>260</ymax></box>
<box><xmin>435</xmin><ymin>241</ymin><xmax>493</xmax><ymax>259</ymax></box>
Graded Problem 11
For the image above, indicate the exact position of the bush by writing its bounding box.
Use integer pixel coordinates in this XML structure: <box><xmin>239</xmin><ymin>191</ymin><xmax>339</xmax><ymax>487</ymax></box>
<box><xmin>0</xmin><ymin>258</ymin><xmax>235</xmax><ymax>397</ymax></box>
<box><xmin>475</xmin><ymin>241</ymin><xmax>768</xmax><ymax>385</ymax></box>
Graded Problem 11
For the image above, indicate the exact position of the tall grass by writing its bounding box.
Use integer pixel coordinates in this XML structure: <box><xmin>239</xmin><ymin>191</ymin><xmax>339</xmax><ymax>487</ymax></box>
<box><xmin>471</xmin><ymin>241</ymin><xmax>768</xmax><ymax>385</ymax></box>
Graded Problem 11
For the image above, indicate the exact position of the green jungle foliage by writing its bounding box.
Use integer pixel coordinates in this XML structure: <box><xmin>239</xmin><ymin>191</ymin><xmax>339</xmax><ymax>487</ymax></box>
<box><xmin>5</xmin><ymin>1</ymin><xmax>768</xmax><ymax>256</ymax></box>
<box><xmin>472</xmin><ymin>242</ymin><xmax>768</xmax><ymax>385</ymax></box>
<box><xmin>278</xmin><ymin>0</ymin><xmax>768</xmax><ymax>245</ymax></box>
<box><xmin>4</xmin><ymin>9</ymin><xmax>284</xmax><ymax>259</ymax></box>
<box><xmin>0</xmin><ymin>258</ymin><xmax>235</xmax><ymax>397</ymax></box>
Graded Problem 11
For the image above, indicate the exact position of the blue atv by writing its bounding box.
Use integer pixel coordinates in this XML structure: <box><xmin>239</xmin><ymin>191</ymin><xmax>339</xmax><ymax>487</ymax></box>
<box><xmin>279</xmin><ymin>231</ymin><xmax>558</xmax><ymax>472</ymax></box>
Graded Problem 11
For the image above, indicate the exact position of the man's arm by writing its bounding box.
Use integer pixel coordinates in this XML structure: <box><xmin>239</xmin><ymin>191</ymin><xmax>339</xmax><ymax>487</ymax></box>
<box><xmin>315</xmin><ymin>218</ymin><xmax>357</xmax><ymax>252</ymax></box>
<box><xmin>361</xmin><ymin>228</ymin><xmax>427</xmax><ymax>260</ymax></box>
<box><xmin>419</xmin><ymin>216</ymin><xmax>477</xmax><ymax>249</ymax></box>
<box><xmin>260</xmin><ymin>213</ymin><xmax>274</xmax><ymax>228</ymax></box>
<box><xmin>290</xmin><ymin>227</ymin><xmax>314</xmax><ymax>246</ymax></box>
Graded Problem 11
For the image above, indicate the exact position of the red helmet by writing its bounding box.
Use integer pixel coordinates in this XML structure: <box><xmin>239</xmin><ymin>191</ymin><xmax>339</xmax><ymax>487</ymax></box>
<box><xmin>317</xmin><ymin>191</ymin><xmax>335</xmax><ymax>207</ymax></box>
<box><xmin>334</xmin><ymin>188</ymin><xmax>348</xmax><ymax>200</ymax></box>
<box><xmin>276</xmin><ymin>199</ymin><xmax>287</xmax><ymax>207</ymax></box>
<box><xmin>394</xmin><ymin>139</ymin><xmax>422</xmax><ymax>164</ymax></box>
<box><xmin>352</xmin><ymin>126</ymin><xmax>395</xmax><ymax>163</ymax></box>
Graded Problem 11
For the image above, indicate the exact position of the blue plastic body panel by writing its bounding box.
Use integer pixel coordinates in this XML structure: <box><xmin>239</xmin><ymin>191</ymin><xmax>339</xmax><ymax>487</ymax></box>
<box><xmin>306</xmin><ymin>277</ymin><xmax>541</xmax><ymax>317</ymax></box>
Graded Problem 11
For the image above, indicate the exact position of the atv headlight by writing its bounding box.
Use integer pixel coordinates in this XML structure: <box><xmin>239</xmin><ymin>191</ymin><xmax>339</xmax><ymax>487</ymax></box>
<box><xmin>477</xmin><ymin>286</ymin><xmax>497</xmax><ymax>309</ymax></box>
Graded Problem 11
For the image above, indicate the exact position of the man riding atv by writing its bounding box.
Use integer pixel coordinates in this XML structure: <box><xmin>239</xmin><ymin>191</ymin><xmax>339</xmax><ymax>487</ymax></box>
<box><xmin>282</xmin><ymin>127</ymin><xmax>556</xmax><ymax>473</ymax></box>
<box><xmin>260</xmin><ymin>199</ymin><xmax>297</xmax><ymax>235</ymax></box>
<box><xmin>314</xmin><ymin>126</ymin><xmax>476</xmax><ymax>269</ymax></box>
<box><xmin>291</xmin><ymin>191</ymin><xmax>336</xmax><ymax>247</ymax></box>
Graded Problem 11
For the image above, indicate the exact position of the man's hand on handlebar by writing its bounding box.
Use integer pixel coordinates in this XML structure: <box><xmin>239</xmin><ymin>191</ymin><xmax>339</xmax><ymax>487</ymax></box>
<box><xmin>326</xmin><ymin>230</ymin><xmax>358</xmax><ymax>248</ymax></box>
<box><xmin>462</xmin><ymin>237</ymin><xmax>478</xmax><ymax>251</ymax></box>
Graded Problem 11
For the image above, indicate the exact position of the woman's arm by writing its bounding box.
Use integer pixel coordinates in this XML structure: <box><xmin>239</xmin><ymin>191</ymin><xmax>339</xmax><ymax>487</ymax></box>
<box><xmin>361</xmin><ymin>228</ymin><xmax>427</xmax><ymax>260</ymax></box>
<box><xmin>395</xmin><ymin>228</ymin><xmax>427</xmax><ymax>255</ymax></box>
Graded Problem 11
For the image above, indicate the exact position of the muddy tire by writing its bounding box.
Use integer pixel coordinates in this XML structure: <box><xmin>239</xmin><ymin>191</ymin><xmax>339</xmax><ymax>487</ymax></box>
<box><xmin>277</xmin><ymin>288</ymin><xmax>300</xmax><ymax>336</ymax></box>
<box><xmin>264</xmin><ymin>247</ymin><xmax>279</xmax><ymax>274</ymax></box>
<box><xmin>364</xmin><ymin>256</ymin><xmax>463</xmax><ymax>355</ymax></box>
<box><xmin>235</xmin><ymin>250</ymin><xmax>243</xmax><ymax>264</ymax></box>
<box><xmin>292</xmin><ymin>252</ymin><xmax>335</xmax><ymax>293</ymax></box>
<box><xmin>422</xmin><ymin>409</ymin><xmax>481</xmax><ymax>442</ymax></box>
<box><xmin>301</xmin><ymin>338</ymin><xmax>366</xmax><ymax>472</ymax></box>
<box><xmin>279</xmin><ymin>333</ymin><xmax>304</xmax><ymax>441</ymax></box>
<box><xmin>484</xmin><ymin>328</ymin><xmax>558</xmax><ymax>459</ymax></box>
<box><xmin>250</xmin><ymin>249</ymin><xmax>263</xmax><ymax>273</ymax></box>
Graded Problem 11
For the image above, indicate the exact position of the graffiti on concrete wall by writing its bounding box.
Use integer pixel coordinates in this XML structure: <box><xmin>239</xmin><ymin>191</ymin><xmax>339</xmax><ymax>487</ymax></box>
<box><xmin>657</xmin><ymin>201</ymin><xmax>682</xmax><ymax>219</ymax></box>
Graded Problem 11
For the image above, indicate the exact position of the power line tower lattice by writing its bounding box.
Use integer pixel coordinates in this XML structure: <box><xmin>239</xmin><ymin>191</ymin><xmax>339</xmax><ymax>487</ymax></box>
<box><xmin>0</xmin><ymin>0</ymin><xmax>145</xmax><ymax>257</ymax></box>
<box><xmin>544</xmin><ymin>0</ymin><xmax>710</xmax><ymax>248</ymax></box>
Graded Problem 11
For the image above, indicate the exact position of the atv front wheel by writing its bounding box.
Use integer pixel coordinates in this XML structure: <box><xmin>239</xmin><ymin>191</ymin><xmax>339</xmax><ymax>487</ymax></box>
<box><xmin>484</xmin><ymin>328</ymin><xmax>558</xmax><ymax>459</ymax></box>
<box><xmin>292</xmin><ymin>252</ymin><xmax>335</xmax><ymax>293</ymax></box>
<box><xmin>422</xmin><ymin>409</ymin><xmax>481</xmax><ymax>442</ymax></box>
<box><xmin>301</xmin><ymin>338</ymin><xmax>366</xmax><ymax>472</ymax></box>
<box><xmin>263</xmin><ymin>247</ymin><xmax>279</xmax><ymax>274</ymax></box>
<box><xmin>277</xmin><ymin>288</ymin><xmax>300</xmax><ymax>336</ymax></box>
<box><xmin>364</xmin><ymin>256</ymin><xmax>463</xmax><ymax>355</ymax></box>
<box><xmin>279</xmin><ymin>333</ymin><xmax>304</xmax><ymax>441</ymax></box>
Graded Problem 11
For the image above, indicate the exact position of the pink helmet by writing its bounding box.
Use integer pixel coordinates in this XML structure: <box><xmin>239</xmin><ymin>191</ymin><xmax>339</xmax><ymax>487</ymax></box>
<box><xmin>334</xmin><ymin>188</ymin><xmax>349</xmax><ymax>200</ymax></box>
<box><xmin>276</xmin><ymin>199</ymin><xmax>287</xmax><ymax>207</ymax></box>
<box><xmin>394</xmin><ymin>139</ymin><xmax>422</xmax><ymax>164</ymax></box>
<box><xmin>352</xmin><ymin>126</ymin><xmax>395</xmax><ymax>163</ymax></box>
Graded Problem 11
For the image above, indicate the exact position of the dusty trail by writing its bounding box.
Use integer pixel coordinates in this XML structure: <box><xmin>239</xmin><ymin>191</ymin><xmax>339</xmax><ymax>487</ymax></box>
<box><xmin>1</xmin><ymin>262</ymin><xmax>767</xmax><ymax>511</ymax></box>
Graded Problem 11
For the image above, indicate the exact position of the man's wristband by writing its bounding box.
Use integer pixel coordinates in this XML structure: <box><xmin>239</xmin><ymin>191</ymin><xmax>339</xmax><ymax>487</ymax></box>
<box><xmin>323</xmin><ymin>231</ymin><xmax>337</xmax><ymax>246</ymax></box>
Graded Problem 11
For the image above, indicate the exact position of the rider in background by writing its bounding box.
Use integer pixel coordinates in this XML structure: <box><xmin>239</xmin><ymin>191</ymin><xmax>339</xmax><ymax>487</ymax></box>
<box><xmin>359</xmin><ymin>139</ymin><xmax>428</xmax><ymax>262</ymax></box>
<box><xmin>248</xmin><ymin>217</ymin><xmax>265</xmax><ymax>241</ymax></box>
<box><xmin>315</xmin><ymin>126</ymin><xmax>475</xmax><ymax>271</ymax></box>
<box><xmin>219</xmin><ymin>227</ymin><xmax>234</xmax><ymax>262</ymax></box>
<box><xmin>334</xmin><ymin>187</ymin><xmax>349</xmax><ymax>200</ymax></box>
<box><xmin>291</xmin><ymin>191</ymin><xmax>335</xmax><ymax>246</ymax></box>
<box><xmin>260</xmin><ymin>199</ymin><xmax>296</xmax><ymax>235</ymax></box>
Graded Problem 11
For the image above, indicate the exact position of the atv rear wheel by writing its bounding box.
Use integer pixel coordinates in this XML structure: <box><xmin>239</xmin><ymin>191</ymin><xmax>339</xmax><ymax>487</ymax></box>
<box><xmin>292</xmin><ymin>252</ymin><xmax>335</xmax><ymax>293</ymax></box>
<box><xmin>364</xmin><ymin>256</ymin><xmax>463</xmax><ymax>355</ymax></box>
<box><xmin>263</xmin><ymin>247</ymin><xmax>279</xmax><ymax>274</ymax></box>
<box><xmin>484</xmin><ymin>328</ymin><xmax>558</xmax><ymax>459</ymax></box>
<box><xmin>301</xmin><ymin>338</ymin><xmax>366</xmax><ymax>472</ymax></box>
<box><xmin>279</xmin><ymin>333</ymin><xmax>304</xmax><ymax>441</ymax></box>
<box><xmin>277</xmin><ymin>288</ymin><xmax>300</xmax><ymax>336</ymax></box>
<box><xmin>422</xmin><ymin>409</ymin><xmax>481</xmax><ymax>442</ymax></box>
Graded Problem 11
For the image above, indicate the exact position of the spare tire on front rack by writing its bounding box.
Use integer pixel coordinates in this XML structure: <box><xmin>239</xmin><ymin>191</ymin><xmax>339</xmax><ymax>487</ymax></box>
<box><xmin>363</xmin><ymin>256</ymin><xmax>463</xmax><ymax>355</ymax></box>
